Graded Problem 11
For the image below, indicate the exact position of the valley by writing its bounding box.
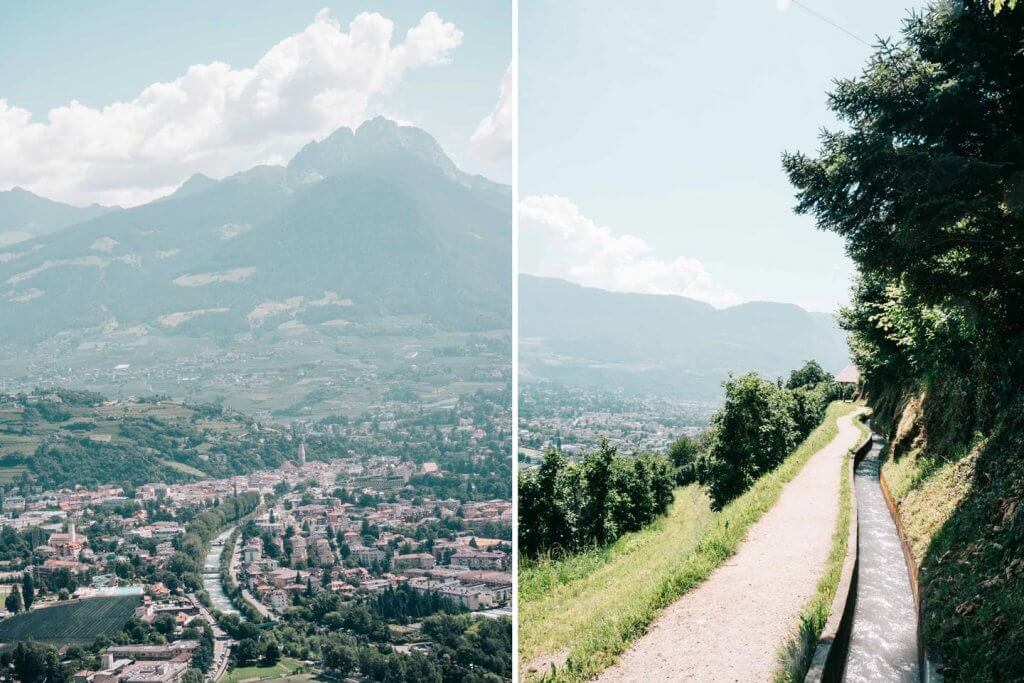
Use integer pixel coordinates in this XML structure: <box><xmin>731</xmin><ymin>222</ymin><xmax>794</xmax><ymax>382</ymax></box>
<box><xmin>0</xmin><ymin>117</ymin><xmax>511</xmax><ymax>423</ymax></box>
<box><xmin>0</xmin><ymin>323</ymin><xmax>509</xmax><ymax>422</ymax></box>
<box><xmin>519</xmin><ymin>275</ymin><xmax>848</xmax><ymax>400</ymax></box>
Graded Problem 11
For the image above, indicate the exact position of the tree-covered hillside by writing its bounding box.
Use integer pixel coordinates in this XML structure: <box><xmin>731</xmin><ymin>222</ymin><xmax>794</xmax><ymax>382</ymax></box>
<box><xmin>784</xmin><ymin>1</ymin><xmax>1024</xmax><ymax>677</ymax></box>
<box><xmin>0</xmin><ymin>390</ymin><xmax>295</xmax><ymax>490</ymax></box>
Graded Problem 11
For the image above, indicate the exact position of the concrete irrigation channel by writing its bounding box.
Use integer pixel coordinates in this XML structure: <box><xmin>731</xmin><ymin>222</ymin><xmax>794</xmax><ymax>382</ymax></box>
<box><xmin>844</xmin><ymin>432</ymin><xmax>919</xmax><ymax>682</ymax></box>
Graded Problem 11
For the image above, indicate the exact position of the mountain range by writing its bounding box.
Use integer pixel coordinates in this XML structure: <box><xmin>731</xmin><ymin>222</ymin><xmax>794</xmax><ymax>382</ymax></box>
<box><xmin>0</xmin><ymin>118</ymin><xmax>512</xmax><ymax>344</ymax></box>
<box><xmin>0</xmin><ymin>119</ymin><xmax>848</xmax><ymax>404</ymax></box>
<box><xmin>519</xmin><ymin>274</ymin><xmax>849</xmax><ymax>400</ymax></box>
<box><xmin>0</xmin><ymin>188</ymin><xmax>117</xmax><ymax>247</ymax></box>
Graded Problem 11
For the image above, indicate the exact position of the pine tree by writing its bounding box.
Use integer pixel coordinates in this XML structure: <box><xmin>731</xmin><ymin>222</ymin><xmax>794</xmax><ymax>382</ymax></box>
<box><xmin>6</xmin><ymin>585</ymin><xmax>23</xmax><ymax>613</ymax></box>
<box><xmin>21</xmin><ymin>572</ymin><xmax>34</xmax><ymax>610</ymax></box>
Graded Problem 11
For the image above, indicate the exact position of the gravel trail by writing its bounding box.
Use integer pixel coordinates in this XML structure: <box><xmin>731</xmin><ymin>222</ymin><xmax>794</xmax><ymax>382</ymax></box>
<box><xmin>596</xmin><ymin>408</ymin><xmax>865</xmax><ymax>682</ymax></box>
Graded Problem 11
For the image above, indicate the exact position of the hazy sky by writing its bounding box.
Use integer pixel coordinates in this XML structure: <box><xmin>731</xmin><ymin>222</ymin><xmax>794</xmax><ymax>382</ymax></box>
<box><xmin>0</xmin><ymin>1</ymin><xmax>511</xmax><ymax>206</ymax></box>
<box><xmin>520</xmin><ymin>0</ymin><xmax>928</xmax><ymax>313</ymax></box>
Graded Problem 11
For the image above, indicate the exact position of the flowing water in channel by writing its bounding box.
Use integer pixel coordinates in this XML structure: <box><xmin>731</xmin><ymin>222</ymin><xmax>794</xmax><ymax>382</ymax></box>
<box><xmin>202</xmin><ymin>526</ymin><xmax>238</xmax><ymax>616</ymax></box>
<box><xmin>845</xmin><ymin>433</ymin><xmax>919</xmax><ymax>682</ymax></box>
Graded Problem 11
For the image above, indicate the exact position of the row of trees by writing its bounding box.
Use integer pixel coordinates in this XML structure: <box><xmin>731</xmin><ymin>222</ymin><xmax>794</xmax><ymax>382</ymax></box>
<box><xmin>318</xmin><ymin>613</ymin><xmax>511</xmax><ymax>683</ymax></box>
<box><xmin>783</xmin><ymin>3</ymin><xmax>1024</xmax><ymax>678</ymax></box>
<box><xmin>164</xmin><ymin>493</ymin><xmax>262</xmax><ymax>593</ymax></box>
<box><xmin>518</xmin><ymin>441</ymin><xmax>675</xmax><ymax>559</ymax></box>
<box><xmin>690</xmin><ymin>363</ymin><xmax>841</xmax><ymax>509</ymax></box>
<box><xmin>782</xmin><ymin>1</ymin><xmax>1024</xmax><ymax>437</ymax></box>
<box><xmin>216</xmin><ymin>605</ymin><xmax>511</xmax><ymax>682</ymax></box>
<box><xmin>519</xmin><ymin>361</ymin><xmax>844</xmax><ymax>558</ymax></box>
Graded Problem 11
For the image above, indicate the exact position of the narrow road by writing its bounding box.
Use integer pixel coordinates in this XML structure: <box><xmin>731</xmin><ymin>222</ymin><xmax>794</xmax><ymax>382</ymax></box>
<box><xmin>844</xmin><ymin>432</ymin><xmax>919</xmax><ymax>681</ymax></box>
<box><xmin>597</xmin><ymin>408</ymin><xmax>866</xmax><ymax>682</ymax></box>
<box><xmin>227</xmin><ymin>527</ymin><xmax>276</xmax><ymax>621</ymax></box>
<box><xmin>194</xmin><ymin>599</ymin><xmax>231</xmax><ymax>683</ymax></box>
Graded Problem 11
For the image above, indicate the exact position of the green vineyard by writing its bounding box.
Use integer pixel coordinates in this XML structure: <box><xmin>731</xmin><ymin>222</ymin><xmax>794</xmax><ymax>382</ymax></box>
<box><xmin>0</xmin><ymin>595</ymin><xmax>140</xmax><ymax>644</ymax></box>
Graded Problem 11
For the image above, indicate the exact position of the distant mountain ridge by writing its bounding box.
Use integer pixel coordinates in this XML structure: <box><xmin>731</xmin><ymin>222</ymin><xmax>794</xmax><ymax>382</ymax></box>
<box><xmin>519</xmin><ymin>274</ymin><xmax>848</xmax><ymax>400</ymax></box>
<box><xmin>0</xmin><ymin>187</ymin><xmax>118</xmax><ymax>247</ymax></box>
<box><xmin>0</xmin><ymin>118</ymin><xmax>511</xmax><ymax>344</ymax></box>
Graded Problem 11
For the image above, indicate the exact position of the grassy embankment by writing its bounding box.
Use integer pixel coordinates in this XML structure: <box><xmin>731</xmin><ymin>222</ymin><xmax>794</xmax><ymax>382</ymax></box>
<box><xmin>773</xmin><ymin>411</ymin><xmax>869</xmax><ymax>681</ymax></box>
<box><xmin>870</xmin><ymin>386</ymin><xmax>1024</xmax><ymax>681</ymax></box>
<box><xmin>519</xmin><ymin>401</ymin><xmax>861</xmax><ymax>682</ymax></box>
<box><xmin>222</xmin><ymin>658</ymin><xmax>306</xmax><ymax>683</ymax></box>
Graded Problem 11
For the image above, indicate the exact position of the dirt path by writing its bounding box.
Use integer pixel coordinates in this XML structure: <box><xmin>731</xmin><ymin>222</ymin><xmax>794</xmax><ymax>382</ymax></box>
<box><xmin>597</xmin><ymin>408</ymin><xmax>865</xmax><ymax>682</ymax></box>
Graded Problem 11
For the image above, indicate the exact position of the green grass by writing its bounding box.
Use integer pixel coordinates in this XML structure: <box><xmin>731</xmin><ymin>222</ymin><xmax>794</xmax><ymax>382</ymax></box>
<box><xmin>161</xmin><ymin>459</ymin><xmax>209</xmax><ymax>478</ymax></box>
<box><xmin>223</xmin><ymin>658</ymin><xmax>304</xmax><ymax>683</ymax></box>
<box><xmin>873</xmin><ymin>387</ymin><xmax>1024</xmax><ymax>681</ymax></box>
<box><xmin>773</xmin><ymin>411</ymin><xmax>868</xmax><ymax>682</ymax></box>
<box><xmin>518</xmin><ymin>485</ymin><xmax>715</xmax><ymax>676</ymax></box>
<box><xmin>0</xmin><ymin>465</ymin><xmax>27</xmax><ymax>484</ymax></box>
<box><xmin>0</xmin><ymin>595</ymin><xmax>140</xmax><ymax>643</ymax></box>
<box><xmin>520</xmin><ymin>401</ymin><xmax>863</xmax><ymax>682</ymax></box>
<box><xmin>881</xmin><ymin>440</ymin><xmax>977</xmax><ymax>561</ymax></box>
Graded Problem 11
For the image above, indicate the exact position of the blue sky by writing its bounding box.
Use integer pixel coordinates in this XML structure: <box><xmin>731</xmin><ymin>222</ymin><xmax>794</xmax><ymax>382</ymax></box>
<box><xmin>0</xmin><ymin>1</ymin><xmax>511</xmax><ymax>205</ymax></box>
<box><xmin>520</xmin><ymin>0</ymin><xmax>927</xmax><ymax>313</ymax></box>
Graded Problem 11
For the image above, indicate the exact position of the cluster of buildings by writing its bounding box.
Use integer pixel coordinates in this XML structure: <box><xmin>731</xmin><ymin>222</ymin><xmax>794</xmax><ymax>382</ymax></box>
<box><xmin>0</xmin><ymin>435</ymin><xmax>511</xmax><ymax>613</ymax></box>
<box><xmin>76</xmin><ymin>642</ymin><xmax>201</xmax><ymax>683</ymax></box>
<box><xmin>0</xmin><ymin>386</ymin><xmax>512</xmax><ymax>680</ymax></box>
<box><xmin>230</xmin><ymin>461</ymin><xmax>512</xmax><ymax>615</ymax></box>
<box><xmin>518</xmin><ymin>386</ymin><xmax>715</xmax><ymax>466</ymax></box>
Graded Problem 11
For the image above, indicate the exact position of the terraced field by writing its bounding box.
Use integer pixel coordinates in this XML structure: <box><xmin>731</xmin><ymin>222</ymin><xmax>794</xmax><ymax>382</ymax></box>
<box><xmin>0</xmin><ymin>392</ymin><xmax>254</xmax><ymax>488</ymax></box>
<box><xmin>0</xmin><ymin>595</ymin><xmax>140</xmax><ymax>643</ymax></box>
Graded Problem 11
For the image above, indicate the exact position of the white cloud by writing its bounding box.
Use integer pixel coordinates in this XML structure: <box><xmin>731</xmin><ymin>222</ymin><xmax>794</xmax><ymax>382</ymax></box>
<box><xmin>519</xmin><ymin>195</ymin><xmax>742</xmax><ymax>308</ymax></box>
<box><xmin>469</xmin><ymin>61</ymin><xmax>514</xmax><ymax>160</ymax></box>
<box><xmin>0</xmin><ymin>10</ymin><xmax>462</xmax><ymax>207</ymax></box>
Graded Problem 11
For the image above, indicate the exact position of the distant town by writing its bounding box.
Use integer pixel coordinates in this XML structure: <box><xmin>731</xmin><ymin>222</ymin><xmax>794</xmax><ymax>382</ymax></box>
<box><xmin>0</xmin><ymin>389</ymin><xmax>512</xmax><ymax>683</ymax></box>
<box><xmin>517</xmin><ymin>384</ymin><xmax>715</xmax><ymax>466</ymax></box>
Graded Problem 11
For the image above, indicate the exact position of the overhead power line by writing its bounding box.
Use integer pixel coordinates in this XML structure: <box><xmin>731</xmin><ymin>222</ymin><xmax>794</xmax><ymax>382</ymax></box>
<box><xmin>791</xmin><ymin>0</ymin><xmax>872</xmax><ymax>47</ymax></box>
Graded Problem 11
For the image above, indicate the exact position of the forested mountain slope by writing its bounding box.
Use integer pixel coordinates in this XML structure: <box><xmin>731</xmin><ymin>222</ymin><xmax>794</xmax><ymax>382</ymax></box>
<box><xmin>520</xmin><ymin>275</ymin><xmax>847</xmax><ymax>399</ymax></box>
<box><xmin>0</xmin><ymin>118</ymin><xmax>511</xmax><ymax>344</ymax></box>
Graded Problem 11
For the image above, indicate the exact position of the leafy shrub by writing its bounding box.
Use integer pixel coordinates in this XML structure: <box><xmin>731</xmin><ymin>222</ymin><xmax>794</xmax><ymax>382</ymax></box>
<box><xmin>518</xmin><ymin>441</ymin><xmax>675</xmax><ymax>559</ymax></box>
<box><xmin>697</xmin><ymin>373</ymin><xmax>799</xmax><ymax>509</ymax></box>
<box><xmin>667</xmin><ymin>435</ymin><xmax>702</xmax><ymax>485</ymax></box>
<box><xmin>697</xmin><ymin>365</ymin><xmax>839</xmax><ymax>509</ymax></box>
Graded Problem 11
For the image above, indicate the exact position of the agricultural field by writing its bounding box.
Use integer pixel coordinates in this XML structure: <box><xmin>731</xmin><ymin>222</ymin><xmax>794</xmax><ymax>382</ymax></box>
<box><xmin>222</xmin><ymin>658</ymin><xmax>308</xmax><ymax>683</ymax></box>
<box><xmin>0</xmin><ymin>322</ymin><xmax>510</xmax><ymax>423</ymax></box>
<box><xmin>0</xmin><ymin>390</ymin><xmax>258</xmax><ymax>488</ymax></box>
<box><xmin>0</xmin><ymin>595</ymin><xmax>140</xmax><ymax>644</ymax></box>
